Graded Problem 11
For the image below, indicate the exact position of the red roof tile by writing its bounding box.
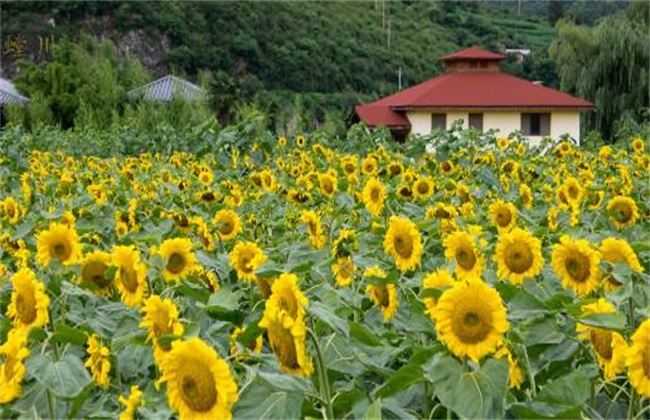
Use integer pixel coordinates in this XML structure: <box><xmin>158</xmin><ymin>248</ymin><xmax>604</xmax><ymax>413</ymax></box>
<box><xmin>354</xmin><ymin>105</ymin><xmax>410</xmax><ymax>128</ymax></box>
<box><xmin>373</xmin><ymin>71</ymin><xmax>594</xmax><ymax>109</ymax></box>
<box><xmin>441</xmin><ymin>47</ymin><xmax>505</xmax><ymax>61</ymax></box>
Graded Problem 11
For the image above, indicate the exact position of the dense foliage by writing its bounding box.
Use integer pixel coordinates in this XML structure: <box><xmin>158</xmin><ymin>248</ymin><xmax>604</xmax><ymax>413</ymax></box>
<box><xmin>0</xmin><ymin>127</ymin><xmax>649</xmax><ymax>419</ymax></box>
<box><xmin>3</xmin><ymin>1</ymin><xmax>559</xmax><ymax>131</ymax></box>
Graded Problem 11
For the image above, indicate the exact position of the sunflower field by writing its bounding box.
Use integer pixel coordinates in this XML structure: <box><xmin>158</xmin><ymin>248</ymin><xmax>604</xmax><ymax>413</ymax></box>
<box><xmin>0</xmin><ymin>127</ymin><xmax>648</xmax><ymax>419</ymax></box>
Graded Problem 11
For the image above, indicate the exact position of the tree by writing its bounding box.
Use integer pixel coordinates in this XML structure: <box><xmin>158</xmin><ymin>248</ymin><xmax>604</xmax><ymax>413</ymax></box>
<box><xmin>207</xmin><ymin>71</ymin><xmax>240</xmax><ymax>126</ymax></box>
<box><xmin>548</xmin><ymin>0</ymin><xmax>564</xmax><ymax>26</ymax></box>
<box><xmin>550</xmin><ymin>3</ymin><xmax>649</xmax><ymax>142</ymax></box>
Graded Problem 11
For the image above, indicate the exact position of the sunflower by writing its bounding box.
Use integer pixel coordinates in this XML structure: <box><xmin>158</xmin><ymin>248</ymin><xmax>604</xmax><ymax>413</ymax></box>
<box><xmin>277</xmin><ymin>136</ymin><xmax>287</xmax><ymax>148</ymax></box>
<box><xmin>159</xmin><ymin>337</ymin><xmax>239</xmax><ymax>419</ymax></box>
<box><xmin>439</xmin><ymin>160</ymin><xmax>455</xmax><ymax>175</ymax></box>
<box><xmin>36</xmin><ymin>222</ymin><xmax>82</xmax><ymax>267</ymax></box>
<box><xmin>587</xmin><ymin>190</ymin><xmax>605</xmax><ymax>210</ymax></box>
<box><xmin>547</xmin><ymin>207</ymin><xmax>559</xmax><ymax>232</ymax></box>
<box><xmin>331</xmin><ymin>229</ymin><xmax>357</xmax><ymax>259</ymax></box>
<box><xmin>494</xmin><ymin>346</ymin><xmax>523</xmax><ymax>389</ymax></box>
<box><xmin>296</xmin><ymin>135</ymin><xmax>306</xmax><ymax>148</ymax></box>
<box><xmin>260</xmin><ymin>307</ymin><xmax>313</xmax><ymax>377</ymax></box>
<box><xmin>198</xmin><ymin>169</ymin><xmax>214</xmax><ymax>186</ymax></box>
<box><xmin>422</xmin><ymin>269</ymin><xmax>455</xmax><ymax>321</ymax></box>
<box><xmin>627</xmin><ymin>319</ymin><xmax>650</xmax><ymax>398</ymax></box>
<box><xmin>362</xmin><ymin>266</ymin><xmax>396</xmax><ymax>320</ymax></box>
<box><xmin>229</xmin><ymin>327</ymin><xmax>263</xmax><ymax>361</ymax></box>
<box><xmin>263</xmin><ymin>273</ymin><xmax>308</xmax><ymax>324</ymax></box>
<box><xmin>341</xmin><ymin>156</ymin><xmax>358</xmax><ymax>176</ymax></box>
<box><xmin>332</xmin><ymin>256</ymin><xmax>355</xmax><ymax>287</ymax></box>
<box><xmin>119</xmin><ymin>385</ymin><xmax>143</xmax><ymax>420</ymax></box>
<box><xmin>497</xmin><ymin>137</ymin><xmax>509</xmax><ymax>150</ymax></box>
<box><xmin>258</xmin><ymin>169</ymin><xmax>277</xmax><ymax>192</ymax></box>
<box><xmin>599</xmin><ymin>237</ymin><xmax>644</xmax><ymax>291</ymax></box>
<box><xmin>80</xmin><ymin>250</ymin><xmax>113</xmax><ymax>294</ymax></box>
<box><xmin>2</xmin><ymin>197</ymin><xmax>24</xmax><ymax>225</ymax></box>
<box><xmin>85</xmin><ymin>334</ymin><xmax>111</xmax><ymax>389</ymax></box>
<box><xmin>576</xmin><ymin>298</ymin><xmax>629</xmax><ymax>380</ymax></box>
<box><xmin>606</xmin><ymin>196</ymin><xmax>639</xmax><ymax>229</ymax></box>
<box><xmin>361</xmin><ymin>177</ymin><xmax>387</xmax><ymax>217</ymax></box>
<box><xmin>318</xmin><ymin>171</ymin><xmax>338</xmax><ymax>198</ymax></box>
<box><xmin>0</xmin><ymin>329</ymin><xmax>30</xmax><ymax>404</ymax></box>
<box><xmin>413</xmin><ymin>177</ymin><xmax>434</xmax><ymax>200</ymax></box>
<box><xmin>229</xmin><ymin>241</ymin><xmax>266</xmax><ymax>282</ymax></box>
<box><xmin>141</xmin><ymin>295</ymin><xmax>185</xmax><ymax>365</ymax></box>
<box><xmin>551</xmin><ymin>235</ymin><xmax>601</xmax><ymax>297</ymax></box>
<box><xmin>7</xmin><ymin>268</ymin><xmax>50</xmax><ymax>334</ymax></box>
<box><xmin>112</xmin><ymin>245</ymin><xmax>148</xmax><ymax>308</ymax></box>
<box><xmin>443</xmin><ymin>231</ymin><xmax>485</xmax><ymax>280</ymax></box>
<box><xmin>259</xmin><ymin>275</ymin><xmax>313</xmax><ymax>376</ymax></box>
<box><xmin>300</xmin><ymin>210</ymin><xmax>327</xmax><ymax>249</ymax></box>
<box><xmin>361</xmin><ymin>156</ymin><xmax>379</xmax><ymax>176</ymax></box>
<box><xmin>434</xmin><ymin>280</ymin><xmax>509</xmax><ymax>362</ymax></box>
<box><xmin>494</xmin><ymin>228</ymin><xmax>544</xmax><ymax>285</ymax></box>
<box><xmin>488</xmin><ymin>200</ymin><xmax>517</xmax><ymax>233</ymax></box>
<box><xmin>387</xmin><ymin>161</ymin><xmax>404</xmax><ymax>177</ymax></box>
<box><xmin>519</xmin><ymin>184</ymin><xmax>533</xmax><ymax>209</ymax></box>
<box><xmin>158</xmin><ymin>238</ymin><xmax>199</xmax><ymax>282</ymax></box>
<box><xmin>366</xmin><ymin>282</ymin><xmax>399</xmax><ymax>322</ymax></box>
<box><xmin>383</xmin><ymin>216</ymin><xmax>423</xmax><ymax>272</ymax></box>
<box><xmin>632</xmin><ymin>137</ymin><xmax>645</xmax><ymax>154</ymax></box>
<box><xmin>562</xmin><ymin>176</ymin><xmax>584</xmax><ymax>207</ymax></box>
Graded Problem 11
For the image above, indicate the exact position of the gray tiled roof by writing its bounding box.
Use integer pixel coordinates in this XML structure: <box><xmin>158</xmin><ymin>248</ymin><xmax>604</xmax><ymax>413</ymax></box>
<box><xmin>127</xmin><ymin>75</ymin><xmax>206</xmax><ymax>102</ymax></box>
<box><xmin>0</xmin><ymin>78</ymin><xmax>30</xmax><ymax>105</ymax></box>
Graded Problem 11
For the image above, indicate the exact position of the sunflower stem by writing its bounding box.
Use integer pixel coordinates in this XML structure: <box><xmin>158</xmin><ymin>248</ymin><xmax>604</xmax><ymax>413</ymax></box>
<box><xmin>627</xmin><ymin>297</ymin><xmax>635</xmax><ymax>419</ymax></box>
<box><xmin>520</xmin><ymin>344</ymin><xmax>536</xmax><ymax>398</ymax></box>
<box><xmin>47</xmin><ymin>389</ymin><xmax>56</xmax><ymax>420</ymax></box>
<box><xmin>308</xmin><ymin>328</ymin><xmax>334</xmax><ymax>420</ymax></box>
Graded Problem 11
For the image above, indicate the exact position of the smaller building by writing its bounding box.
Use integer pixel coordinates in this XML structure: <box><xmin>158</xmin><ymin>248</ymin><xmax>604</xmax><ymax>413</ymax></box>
<box><xmin>0</xmin><ymin>78</ymin><xmax>30</xmax><ymax>106</ymax></box>
<box><xmin>353</xmin><ymin>47</ymin><xmax>594</xmax><ymax>144</ymax></box>
<box><xmin>127</xmin><ymin>75</ymin><xmax>206</xmax><ymax>102</ymax></box>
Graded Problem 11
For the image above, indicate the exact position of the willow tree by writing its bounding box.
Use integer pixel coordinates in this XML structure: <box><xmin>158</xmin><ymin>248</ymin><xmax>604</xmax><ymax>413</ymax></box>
<box><xmin>550</xmin><ymin>3</ymin><xmax>649</xmax><ymax>142</ymax></box>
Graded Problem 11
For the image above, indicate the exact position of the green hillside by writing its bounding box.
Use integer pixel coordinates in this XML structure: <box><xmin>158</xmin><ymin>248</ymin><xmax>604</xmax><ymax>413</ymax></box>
<box><xmin>0</xmin><ymin>0</ymin><xmax>631</xmax><ymax>132</ymax></box>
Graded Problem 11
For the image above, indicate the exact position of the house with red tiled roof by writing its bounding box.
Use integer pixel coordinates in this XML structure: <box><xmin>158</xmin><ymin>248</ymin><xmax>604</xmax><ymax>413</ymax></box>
<box><xmin>352</xmin><ymin>47</ymin><xmax>594</xmax><ymax>144</ymax></box>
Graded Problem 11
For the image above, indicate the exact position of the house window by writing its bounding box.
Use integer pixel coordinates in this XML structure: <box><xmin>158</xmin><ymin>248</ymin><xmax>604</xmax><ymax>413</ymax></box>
<box><xmin>521</xmin><ymin>113</ymin><xmax>550</xmax><ymax>136</ymax></box>
<box><xmin>431</xmin><ymin>113</ymin><xmax>446</xmax><ymax>131</ymax></box>
<box><xmin>469</xmin><ymin>113</ymin><xmax>483</xmax><ymax>130</ymax></box>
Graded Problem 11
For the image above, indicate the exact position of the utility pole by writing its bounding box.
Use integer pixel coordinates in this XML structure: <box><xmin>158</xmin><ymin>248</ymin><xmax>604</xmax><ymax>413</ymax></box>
<box><xmin>398</xmin><ymin>67</ymin><xmax>402</xmax><ymax>90</ymax></box>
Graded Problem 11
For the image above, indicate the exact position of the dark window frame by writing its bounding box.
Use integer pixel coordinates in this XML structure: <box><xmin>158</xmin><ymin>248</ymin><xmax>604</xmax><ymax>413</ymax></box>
<box><xmin>521</xmin><ymin>113</ymin><xmax>551</xmax><ymax>136</ymax></box>
<box><xmin>468</xmin><ymin>113</ymin><xmax>483</xmax><ymax>131</ymax></box>
<box><xmin>431</xmin><ymin>113</ymin><xmax>447</xmax><ymax>131</ymax></box>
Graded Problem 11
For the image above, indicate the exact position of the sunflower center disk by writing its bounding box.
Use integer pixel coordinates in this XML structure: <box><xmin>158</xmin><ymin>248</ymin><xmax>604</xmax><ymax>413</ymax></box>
<box><xmin>496</xmin><ymin>211</ymin><xmax>512</xmax><ymax>227</ymax></box>
<box><xmin>180</xmin><ymin>362</ymin><xmax>218</xmax><ymax>413</ymax></box>
<box><xmin>394</xmin><ymin>235</ymin><xmax>413</xmax><ymax>258</ymax></box>
<box><xmin>565</xmin><ymin>254</ymin><xmax>590</xmax><ymax>283</ymax></box>
<box><xmin>220</xmin><ymin>221</ymin><xmax>233</xmax><ymax>235</ymax></box>
<box><xmin>120</xmin><ymin>267</ymin><xmax>139</xmax><ymax>292</ymax></box>
<box><xmin>167</xmin><ymin>253</ymin><xmax>186</xmax><ymax>274</ymax></box>
<box><xmin>82</xmin><ymin>261</ymin><xmax>110</xmax><ymax>288</ymax></box>
<box><xmin>643</xmin><ymin>341</ymin><xmax>650</xmax><ymax>378</ymax></box>
<box><xmin>505</xmin><ymin>243</ymin><xmax>533</xmax><ymax>274</ymax></box>
<box><xmin>270</xmin><ymin>321</ymin><xmax>301</xmax><ymax>369</ymax></box>
<box><xmin>453</xmin><ymin>308</ymin><xmax>491</xmax><ymax>344</ymax></box>
<box><xmin>376</xmin><ymin>286</ymin><xmax>390</xmax><ymax>308</ymax></box>
<box><xmin>456</xmin><ymin>248</ymin><xmax>477</xmax><ymax>271</ymax></box>
<box><xmin>370</xmin><ymin>188</ymin><xmax>380</xmax><ymax>202</ymax></box>
<box><xmin>53</xmin><ymin>243</ymin><xmax>71</xmax><ymax>262</ymax></box>
<box><xmin>589</xmin><ymin>329</ymin><xmax>613</xmax><ymax>360</ymax></box>
<box><xmin>16</xmin><ymin>291</ymin><xmax>37</xmax><ymax>324</ymax></box>
<box><xmin>612</xmin><ymin>204</ymin><xmax>632</xmax><ymax>223</ymax></box>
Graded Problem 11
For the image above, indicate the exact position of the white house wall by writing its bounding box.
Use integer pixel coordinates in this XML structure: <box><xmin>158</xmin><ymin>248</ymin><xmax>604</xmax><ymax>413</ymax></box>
<box><xmin>406</xmin><ymin>110</ymin><xmax>581</xmax><ymax>145</ymax></box>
